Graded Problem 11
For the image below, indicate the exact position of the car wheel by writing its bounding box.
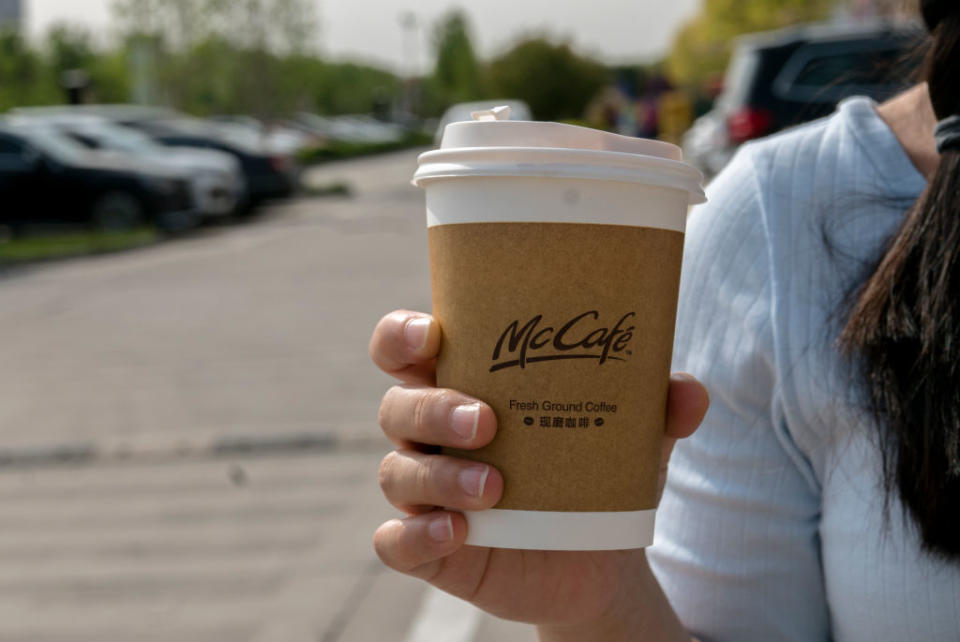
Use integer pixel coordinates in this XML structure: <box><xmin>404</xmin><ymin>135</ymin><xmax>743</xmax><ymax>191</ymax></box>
<box><xmin>155</xmin><ymin>209</ymin><xmax>201</xmax><ymax>234</ymax></box>
<box><xmin>90</xmin><ymin>191</ymin><xmax>145</xmax><ymax>232</ymax></box>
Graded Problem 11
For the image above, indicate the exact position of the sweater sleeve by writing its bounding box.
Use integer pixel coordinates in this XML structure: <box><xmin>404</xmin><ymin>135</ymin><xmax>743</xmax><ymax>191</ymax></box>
<box><xmin>646</xmin><ymin>145</ymin><xmax>830</xmax><ymax>642</ymax></box>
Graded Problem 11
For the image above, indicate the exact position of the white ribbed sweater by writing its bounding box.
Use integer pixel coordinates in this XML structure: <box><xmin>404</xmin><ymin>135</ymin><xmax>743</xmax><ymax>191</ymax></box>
<box><xmin>648</xmin><ymin>97</ymin><xmax>960</xmax><ymax>641</ymax></box>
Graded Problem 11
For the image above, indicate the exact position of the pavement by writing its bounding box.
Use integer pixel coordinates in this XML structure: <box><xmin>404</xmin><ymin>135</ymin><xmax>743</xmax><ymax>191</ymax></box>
<box><xmin>0</xmin><ymin>149</ymin><xmax>538</xmax><ymax>641</ymax></box>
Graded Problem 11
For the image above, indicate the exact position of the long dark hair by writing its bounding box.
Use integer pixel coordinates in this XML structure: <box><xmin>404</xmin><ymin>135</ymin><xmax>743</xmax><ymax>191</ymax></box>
<box><xmin>840</xmin><ymin>1</ymin><xmax>960</xmax><ymax>559</ymax></box>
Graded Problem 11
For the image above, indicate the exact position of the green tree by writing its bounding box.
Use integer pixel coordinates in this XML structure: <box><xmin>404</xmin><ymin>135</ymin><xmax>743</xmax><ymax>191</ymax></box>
<box><xmin>0</xmin><ymin>30</ymin><xmax>59</xmax><ymax>110</ymax></box>
<box><xmin>111</xmin><ymin>0</ymin><xmax>320</xmax><ymax>117</ymax></box>
<box><xmin>221</xmin><ymin>0</ymin><xmax>319</xmax><ymax>54</ymax></box>
<box><xmin>431</xmin><ymin>10</ymin><xmax>482</xmax><ymax>104</ymax></box>
<box><xmin>668</xmin><ymin>0</ymin><xmax>837</xmax><ymax>85</ymax></box>
<box><xmin>46</xmin><ymin>23</ymin><xmax>96</xmax><ymax>74</ymax></box>
<box><xmin>112</xmin><ymin>0</ymin><xmax>319</xmax><ymax>56</ymax></box>
<box><xmin>486</xmin><ymin>37</ymin><xmax>610</xmax><ymax>121</ymax></box>
<box><xmin>87</xmin><ymin>49</ymin><xmax>131</xmax><ymax>103</ymax></box>
<box><xmin>309</xmin><ymin>62</ymin><xmax>400</xmax><ymax>115</ymax></box>
<box><xmin>112</xmin><ymin>0</ymin><xmax>214</xmax><ymax>50</ymax></box>
<box><xmin>43</xmin><ymin>23</ymin><xmax>130</xmax><ymax>104</ymax></box>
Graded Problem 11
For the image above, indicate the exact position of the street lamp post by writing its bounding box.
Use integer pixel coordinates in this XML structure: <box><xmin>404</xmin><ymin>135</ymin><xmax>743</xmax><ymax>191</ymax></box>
<box><xmin>398</xmin><ymin>11</ymin><xmax>421</xmax><ymax>122</ymax></box>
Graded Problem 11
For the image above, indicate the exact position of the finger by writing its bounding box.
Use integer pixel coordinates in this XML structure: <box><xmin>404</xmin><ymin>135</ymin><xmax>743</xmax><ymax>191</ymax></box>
<box><xmin>379</xmin><ymin>450</ymin><xmax>503</xmax><ymax>514</ymax></box>
<box><xmin>373</xmin><ymin>511</ymin><xmax>467</xmax><ymax>580</ymax></box>
<box><xmin>657</xmin><ymin>435</ymin><xmax>683</xmax><ymax>504</ymax></box>
<box><xmin>370</xmin><ymin>311</ymin><xmax>442</xmax><ymax>385</ymax></box>
<box><xmin>379</xmin><ymin>385</ymin><xmax>497</xmax><ymax>449</ymax></box>
<box><xmin>665</xmin><ymin>373</ymin><xmax>709</xmax><ymax>440</ymax></box>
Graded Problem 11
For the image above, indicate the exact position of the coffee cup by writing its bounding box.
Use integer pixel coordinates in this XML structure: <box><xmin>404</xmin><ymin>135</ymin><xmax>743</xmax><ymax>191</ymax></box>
<box><xmin>413</xmin><ymin>107</ymin><xmax>705</xmax><ymax>550</ymax></box>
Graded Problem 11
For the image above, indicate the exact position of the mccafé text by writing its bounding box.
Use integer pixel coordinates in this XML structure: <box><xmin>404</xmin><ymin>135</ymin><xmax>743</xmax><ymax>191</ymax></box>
<box><xmin>490</xmin><ymin>310</ymin><xmax>636</xmax><ymax>372</ymax></box>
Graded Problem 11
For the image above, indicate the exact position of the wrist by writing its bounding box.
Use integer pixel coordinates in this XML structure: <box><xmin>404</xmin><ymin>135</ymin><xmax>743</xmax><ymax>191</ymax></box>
<box><xmin>536</xmin><ymin>551</ymin><xmax>689</xmax><ymax>642</ymax></box>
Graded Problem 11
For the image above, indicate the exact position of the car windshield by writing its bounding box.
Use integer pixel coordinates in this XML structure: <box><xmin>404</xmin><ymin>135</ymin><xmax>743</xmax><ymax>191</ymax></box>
<box><xmin>784</xmin><ymin>43</ymin><xmax>911</xmax><ymax>101</ymax></box>
<box><xmin>23</xmin><ymin>129</ymin><xmax>89</xmax><ymax>164</ymax></box>
<box><xmin>159</xmin><ymin>118</ymin><xmax>264</xmax><ymax>154</ymax></box>
<box><xmin>84</xmin><ymin>125</ymin><xmax>161</xmax><ymax>154</ymax></box>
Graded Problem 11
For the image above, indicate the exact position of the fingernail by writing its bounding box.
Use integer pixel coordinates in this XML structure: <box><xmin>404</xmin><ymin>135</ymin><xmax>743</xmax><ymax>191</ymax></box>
<box><xmin>428</xmin><ymin>514</ymin><xmax>454</xmax><ymax>542</ymax></box>
<box><xmin>458</xmin><ymin>466</ymin><xmax>489</xmax><ymax>498</ymax></box>
<box><xmin>450</xmin><ymin>403</ymin><xmax>480</xmax><ymax>441</ymax></box>
<box><xmin>404</xmin><ymin>317</ymin><xmax>431</xmax><ymax>352</ymax></box>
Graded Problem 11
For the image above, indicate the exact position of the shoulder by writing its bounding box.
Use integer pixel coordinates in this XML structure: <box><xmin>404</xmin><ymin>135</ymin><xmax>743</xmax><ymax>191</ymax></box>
<box><xmin>719</xmin><ymin>97</ymin><xmax>911</xmax><ymax>219</ymax></box>
<box><xmin>708</xmin><ymin>102</ymin><xmax>860</xmax><ymax>213</ymax></box>
<box><xmin>674</xmin><ymin>102</ymin><xmax>883</xmax><ymax>484</ymax></box>
<box><xmin>678</xmin><ymin>98</ymin><xmax>885</xmax><ymax>366</ymax></box>
<box><xmin>744</xmin><ymin>96</ymin><xmax>879</xmax><ymax>170</ymax></box>
<box><xmin>683</xmin><ymin>97</ymin><xmax>888</xmax><ymax>290</ymax></box>
<box><xmin>687</xmin><ymin>107</ymin><xmax>839</xmax><ymax>232</ymax></box>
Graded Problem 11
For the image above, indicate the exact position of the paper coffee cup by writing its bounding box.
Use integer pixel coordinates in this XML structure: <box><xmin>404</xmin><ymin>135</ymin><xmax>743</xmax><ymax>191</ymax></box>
<box><xmin>413</xmin><ymin>108</ymin><xmax>705</xmax><ymax>551</ymax></box>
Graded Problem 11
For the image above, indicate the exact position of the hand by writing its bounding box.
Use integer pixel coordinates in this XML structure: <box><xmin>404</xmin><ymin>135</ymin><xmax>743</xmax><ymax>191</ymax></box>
<box><xmin>370</xmin><ymin>310</ymin><xmax>709</xmax><ymax>629</ymax></box>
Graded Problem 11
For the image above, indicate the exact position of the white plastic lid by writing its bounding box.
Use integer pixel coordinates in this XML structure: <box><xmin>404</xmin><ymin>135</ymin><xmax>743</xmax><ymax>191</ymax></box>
<box><xmin>415</xmin><ymin>106</ymin><xmax>706</xmax><ymax>204</ymax></box>
<box><xmin>447</xmin><ymin>105</ymin><xmax>682</xmax><ymax>159</ymax></box>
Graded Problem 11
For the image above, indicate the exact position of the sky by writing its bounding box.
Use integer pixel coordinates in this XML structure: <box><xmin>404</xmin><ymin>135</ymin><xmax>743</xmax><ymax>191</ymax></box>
<box><xmin>24</xmin><ymin>0</ymin><xmax>702</xmax><ymax>72</ymax></box>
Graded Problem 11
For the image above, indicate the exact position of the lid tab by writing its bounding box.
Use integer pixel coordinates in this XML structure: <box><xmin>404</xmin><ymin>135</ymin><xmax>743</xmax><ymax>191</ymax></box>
<box><xmin>471</xmin><ymin>105</ymin><xmax>512</xmax><ymax>122</ymax></box>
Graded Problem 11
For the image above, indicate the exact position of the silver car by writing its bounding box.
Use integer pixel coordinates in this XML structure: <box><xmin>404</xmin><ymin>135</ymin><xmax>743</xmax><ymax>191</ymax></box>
<box><xmin>10</xmin><ymin>114</ymin><xmax>246</xmax><ymax>218</ymax></box>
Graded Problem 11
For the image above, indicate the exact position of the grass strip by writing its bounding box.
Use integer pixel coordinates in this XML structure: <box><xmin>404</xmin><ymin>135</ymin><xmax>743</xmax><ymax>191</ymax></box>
<box><xmin>297</xmin><ymin>132</ymin><xmax>433</xmax><ymax>166</ymax></box>
<box><xmin>0</xmin><ymin>228</ymin><xmax>159</xmax><ymax>263</ymax></box>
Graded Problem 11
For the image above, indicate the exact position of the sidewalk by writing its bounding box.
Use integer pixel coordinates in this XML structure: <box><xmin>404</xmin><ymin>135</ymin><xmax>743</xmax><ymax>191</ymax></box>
<box><xmin>0</xmin><ymin>447</ymin><xmax>536</xmax><ymax>641</ymax></box>
<box><xmin>0</xmin><ymin>149</ymin><xmax>537</xmax><ymax>640</ymax></box>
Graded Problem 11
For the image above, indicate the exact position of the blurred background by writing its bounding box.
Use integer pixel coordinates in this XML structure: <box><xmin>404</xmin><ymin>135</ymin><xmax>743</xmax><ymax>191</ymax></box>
<box><xmin>0</xmin><ymin>0</ymin><xmax>923</xmax><ymax>640</ymax></box>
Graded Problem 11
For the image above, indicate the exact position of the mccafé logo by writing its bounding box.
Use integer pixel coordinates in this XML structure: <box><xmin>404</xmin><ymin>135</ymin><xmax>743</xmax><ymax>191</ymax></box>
<box><xmin>490</xmin><ymin>310</ymin><xmax>636</xmax><ymax>373</ymax></box>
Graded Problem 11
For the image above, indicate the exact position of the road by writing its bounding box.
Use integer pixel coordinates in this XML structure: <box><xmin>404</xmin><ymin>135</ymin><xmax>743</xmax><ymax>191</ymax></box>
<box><xmin>0</xmin><ymin>149</ymin><xmax>537</xmax><ymax>641</ymax></box>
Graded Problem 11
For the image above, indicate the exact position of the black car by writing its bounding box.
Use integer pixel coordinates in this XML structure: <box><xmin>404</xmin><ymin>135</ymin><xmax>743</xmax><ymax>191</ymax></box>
<box><xmin>684</xmin><ymin>21</ymin><xmax>924</xmax><ymax>177</ymax></box>
<box><xmin>120</xmin><ymin>118</ymin><xmax>300</xmax><ymax>204</ymax></box>
<box><xmin>0</xmin><ymin>125</ymin><xmax>196</xmax><ymax>233</ymax></box>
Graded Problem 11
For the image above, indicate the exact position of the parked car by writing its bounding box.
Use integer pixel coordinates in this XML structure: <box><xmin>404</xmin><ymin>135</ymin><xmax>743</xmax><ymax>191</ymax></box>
<box><xmin>9</xmin><ymin>114</ymin><xmax>246</xmax><ymax>219</ymax></box>
<box><xmin>683</xmin><ymin>20</ymin><xmax>923</xmax><ymax>178</ymax></box>
<box><xmin>434</xmin><ymin>100</ymin><xmax>533</xmax><ymax>145</ymax></box>
<box><xmin>12</xmin><ymin>105</ymin><xmax>300</xmax><ymax>205</ymax></box>
<box><xmin>0</xmin><ymin>124</ymin><xmax>197</xmax><ymax>233</ymax></box>
<box><xmin>207</xmin><ymin>115</ymin><xmax>320</xmax><ymax>156</ymax></box>
<box><xmin>126</xmin><ymin>118</ymin><xmax>300</xmax><ymax>204</ymax></box>
<box><xmin>11</xmin><ymin>104</ymin><xmax>178</xmax><ymax>124</ymax></box>
<box><xmin>292</xmin><ymin>113</ymin><xmax>407</xmax><ymax>145</ymax></box>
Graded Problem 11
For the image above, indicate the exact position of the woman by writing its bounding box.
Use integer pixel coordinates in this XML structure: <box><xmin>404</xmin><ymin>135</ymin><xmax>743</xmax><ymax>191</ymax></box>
<box><xmin>368</xmin><ymin>2</ymin><xmax>960</xmax><ymax>639</ymax></box>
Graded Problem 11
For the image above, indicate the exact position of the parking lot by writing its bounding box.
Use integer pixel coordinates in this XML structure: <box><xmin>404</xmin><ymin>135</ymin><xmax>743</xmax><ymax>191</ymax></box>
<box><xmin>0</xmin><ymin>150</ymin><xmax>536</xmax><ymax>641</ymax></box>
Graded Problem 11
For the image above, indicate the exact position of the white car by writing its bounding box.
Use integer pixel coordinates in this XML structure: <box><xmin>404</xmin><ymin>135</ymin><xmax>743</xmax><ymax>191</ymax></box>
<box><xmin>207</xmin><ymin>116</ymin><xmax>319</xmax><ymax>156</ymax></box>
<box><xmin>292</xmin><ymin>113</ymin><xmax>406</xmax><ymax>145</ymax></box>
<box><xmin>434</xmin><ymin>100</ymin><xmax>533</xmax><ymax>146</ymax></box>
<box><xmin>9</xmin><ymin>114</ymin><xmax>246</xmax><ymax>218</ymax></box>
<box><xmin>681</xmin><ymin>111</ymin><xmax>734</xmax><ymax>183</ymax></box>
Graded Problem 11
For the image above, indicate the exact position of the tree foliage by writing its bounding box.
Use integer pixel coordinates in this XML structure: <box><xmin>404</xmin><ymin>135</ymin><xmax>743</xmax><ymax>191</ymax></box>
<box><xmin>431</xmin><ymin>10</ymin><xmax>482</xmax><ymax>104</ymax></box>
<box><xmin>111</xmin><ymin>0</ymin><xmax>318</xmax><ymax>54</ymax></box>
<box><xmin>668</xmin><ymin>0</ymin><xmax>837</xmax><ymax>85</ymax></box>
<box><xmin>308</xmin><ymin>62</ymin><xmax>399</xmax><ymax>116</ymax></box>
<box><xmin>0</xmin><ymin>31</ymin><xmax>55</xmax><ymax>110</ymax></box>
<box><xmin>47</xmin><ymin>24</ymin><xmax>96</xmax><ymax>74</ymax></box>
<box><xmin>0</xmin><ymin>25</ymin><xmax>131</xmax><ymax>111</ymax></box>
<box><xmin>111</xmin><ymin>0</ymin><xmax>322</xmax><ymax>117</ymax></box>
<box><xmin>0</xmin><ymin>3</ymin><xmax>621</xmax><ymax>123</ymax></box>
<box><xmin>423</xmin><ymin>12</ymin><xmax>610</xmax><ymax>122</ymax></box>
<box><xmin>0</xmin><ymin>11</ymin><xmax>399</xmax><ymax>118</ymax></box>
<box><xmin>486</xmin><ymin>37</ymin><xmax>610</xmax><ymax>121</ymax></box>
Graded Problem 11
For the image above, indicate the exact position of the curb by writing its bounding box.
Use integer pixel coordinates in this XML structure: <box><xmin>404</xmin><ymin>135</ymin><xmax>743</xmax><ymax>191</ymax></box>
<box><xmin>0</xmin><ymin>443</ymin><xmax>99</xmax><ymax>467</ymax></box>
<box><xmin>0</xmin><ymin>431</ymin><xmax>386</xmax><ymax>470</ymax></box>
